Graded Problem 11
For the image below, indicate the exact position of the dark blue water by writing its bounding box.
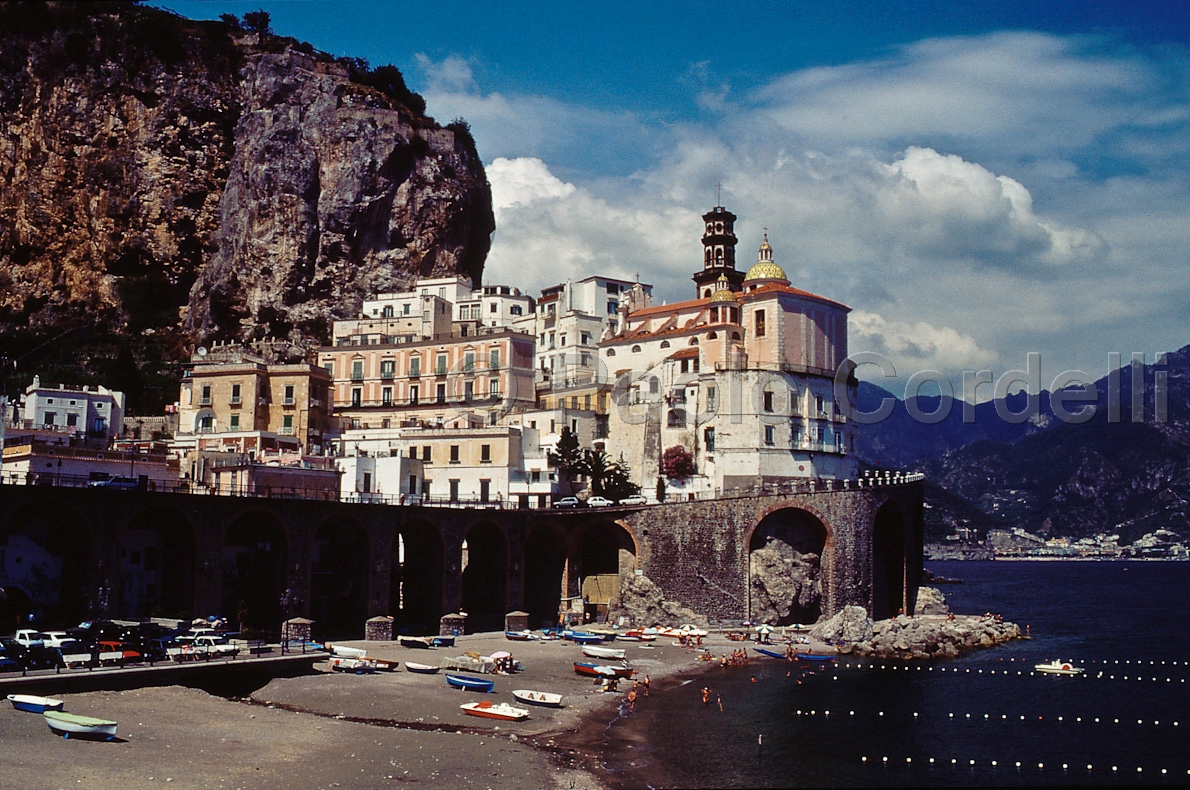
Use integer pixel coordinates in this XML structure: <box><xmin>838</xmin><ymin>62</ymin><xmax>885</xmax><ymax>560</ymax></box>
<box><xmin>602</xmin><ymin>561</ymin><xmax>1190</xmax><ymax>787</ymax></box>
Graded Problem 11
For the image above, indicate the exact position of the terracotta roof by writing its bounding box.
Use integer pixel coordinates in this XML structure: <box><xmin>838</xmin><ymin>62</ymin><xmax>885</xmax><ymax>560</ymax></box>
<box><xmin>741</xmin><ymin>283</ymin><xmax>850</xmax><ymax>311</ymax></box>
<box><xmin>666</xmin><ymin>348</ymin><xmax>700</xmax><ymax>360</ymax></box>
<box><xmin>627</xmin><ymin>296</ymin><xmax>711</xmax><ymax>319</ymax></box>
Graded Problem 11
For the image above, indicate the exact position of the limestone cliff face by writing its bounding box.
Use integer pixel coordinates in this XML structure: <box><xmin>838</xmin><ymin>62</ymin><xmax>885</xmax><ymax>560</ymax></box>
<box><xmin>0</xmin><ymin>3</ymin><xmax>493</xmax><ymax>344</ymax></box>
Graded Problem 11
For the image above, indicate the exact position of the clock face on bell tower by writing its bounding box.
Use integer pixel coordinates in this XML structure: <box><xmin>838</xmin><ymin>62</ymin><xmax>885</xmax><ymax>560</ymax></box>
<box><xmin>694</xmin><ymin>204</ymin><xmax>745</xmax><ymax>298</ymax></box>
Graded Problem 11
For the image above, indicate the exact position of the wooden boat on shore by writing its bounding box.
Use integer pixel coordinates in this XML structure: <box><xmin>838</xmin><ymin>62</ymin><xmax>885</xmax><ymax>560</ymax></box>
<box><xmin>330</xmin><ymin>657</ymin><xmax>377</xmax><ymax>674</ymax></box>
<box><xmin>573</xmin><ymin>661</ymin><xmax>634</xmax><ymax>679</ymax></box>
<box><xmin>505</xmin><ymin>630</ymin><xmax>534</xmax><ymax>641</ymax></box>
<box><xmin>405</xmin><ymin>661</ymin><xmax>439</xmax><ymax>674</ymax></box>
<box><xmin>445</xmin><ymin>673</ymin><xmax>495</xmax><ymax>692</ymax></box>
<box><xmin>373</xmin><ymin>658</ymin><xmax>400</xmax><ymax>672</ymax></box>
<box><xmin>565</xmin><ymin>631</ymin><xmax>603</xmax><ymax>645</ymax></box>
<box><xmin>400</xmin><ymin>636</ymin><xmax>434</xmax><ymax>649</ymax></box>
<box><xmin>1034</xmin><ymin>659</ymin><xmax>1084</xmax><ymax>676</ymax></box>
<box><xmin>43</xmin><ymin>711</ymin><xmax>117</xmax><ymax>740</ymax></box>
<box><xmin>460</xmin><ymin>701</ymin><xmax>529</xmax><ymax>721</ymax></box>
<box><xmin>326</xmin><ymin>644</ymin><xmax>367</xmax><ymax>658</ymax></box>
<box><xmin>581</xmin><ymin>644</ymin><xmax>626</xmax><ymax>660</ymax></box>
<box><xmin>512</xmin><ymin>689</ymin><xmax>563</xmax><ymax>708</ymax></box>
<box><xmin>8</xmin><ymin>694</ymin><xmax>64</xmax><ymax>713</ymax></box>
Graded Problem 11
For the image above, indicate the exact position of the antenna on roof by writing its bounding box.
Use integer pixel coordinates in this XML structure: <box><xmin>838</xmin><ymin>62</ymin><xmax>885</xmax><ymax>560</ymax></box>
<box><xmin>716</xmin><ymin>182</ymin><xmax>722</xmax><ymax>206</ymax></box>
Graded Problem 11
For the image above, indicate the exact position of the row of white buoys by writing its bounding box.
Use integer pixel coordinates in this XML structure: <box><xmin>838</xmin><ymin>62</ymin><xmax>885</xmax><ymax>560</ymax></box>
<box><xmin>791</xmin><ymin>709</ymin><xmax>1179</xmax><ymax>727</ymax></box>
<box><xmin>860</xmin><ymin>757</ymin><xmax>1183</xmax><ymax>775</ymax></box>
<box><xmin>832</xmin><ymin>663</ymin><xmax>1185</xmax><ymax>682</ymax></box>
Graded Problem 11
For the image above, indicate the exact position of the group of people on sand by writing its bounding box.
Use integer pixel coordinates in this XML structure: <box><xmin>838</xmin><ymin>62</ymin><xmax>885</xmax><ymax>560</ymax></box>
<box><xmin>717</xmin><ymin>647</ymin><xmax>751</xmax><ymax>668</ymax></box>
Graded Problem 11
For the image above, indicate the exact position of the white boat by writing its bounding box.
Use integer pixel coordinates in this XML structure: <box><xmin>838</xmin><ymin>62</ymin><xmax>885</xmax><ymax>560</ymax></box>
<box><xmin>43</xmin><ymin>710</ymin><xmax>118</xmax><ymax>740</ymax></box>
<box><xmin>405</xmin><ymin>661</ymin><xmax>440</xmax><ymax>674</ymax></box>
<box><xmin>460</xmin><ymin>701</ymin><xmax>530</xmax><ymax>721</ymax></box>
<box><xmin>1034</xmin><ymin>659</ymin><xmax>1085</xmax><ymax>676</ymax></box>
<box><xmin>327</xmin><ymin>644</ymin><xmax>367</xmax><ymax>658</ymax></box>
<box><xmin>330</xmin><ymin>656</ymin><xmax>377</xmax><ymax>673</ymax></box>
<box><xmin>8</xmin><ymin>694</ymin><xmax>64</xmax><ymax>713</ymax></box>
<box><xmin>512</xmin><ymin>689</ymin><xmax>563</xmax><ymax>708</ymax></box>
<box><xmin>581</xmin><ymin>644</ymin><xmax>626</xmax><ymax>660</ymax></box>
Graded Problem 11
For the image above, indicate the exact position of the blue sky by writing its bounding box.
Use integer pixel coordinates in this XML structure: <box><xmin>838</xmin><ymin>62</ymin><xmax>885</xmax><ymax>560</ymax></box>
<box><xmin>160</xmin><ymin>1</ymin><xmax>1190</xmax><ymax>398</ymax></box>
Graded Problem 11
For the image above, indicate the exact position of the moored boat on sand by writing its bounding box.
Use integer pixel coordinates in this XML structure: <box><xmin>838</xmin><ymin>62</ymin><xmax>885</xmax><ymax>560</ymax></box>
<box><xmin>43</xmin><ymin>710</ymin><xmax>117</xmax><ymax>740</ymax></box>
<box><xmin>330</xmin><ymin>656</ymin><xmax>377</xmax><ymax>673</ymax></box>
<box><xmin>1034</xmin><ymin>659</ymin><xmax>1084</xmax><ymax>675</ymax></box>
<box><xmin>404</xmin><ymin>661</ymin><xmax>439</xmax><ymax>674</ymax></box>
<box><xmin>582</xmin><ymin>644</ymin><xmax>626</xmax><ymax>660</ymax></box>
<box><xmin>573</xmin><ymin>661</ymin><xmax>634</xmax><ymax>678</ymax></box>
<box><xmin>505</xmin><ymin>630</ymin><xmax>534</xmax><ymax>641</ymax></box>
<box><xmin>512</xmin><ymin>689</ymin><xmax>563</xmax><ymax>707</ymax></box>
<box><xmin>753</xmin><ymin>647</ymin><xmax>787</xmax><ymax>660</ymax></box>
<box><xmin>400</xmin><ymin>636</ymin><xmax>434</xmax><ymax>649</ymax></box>
<box><xmin>460</xmin><ymin>701</ymin><xmax>529</xmax><ymax>721</ymax></box>
<box><xmin>8</xmin><ymin>694</ymin><xmax>64</xmax><ymax>713</ymax></box>
<box><xmin>445</xmin><ymin>673</ymin><xmax>495</xmax><ymax>692</ymax></box>
<box><xmin>431</xmin><ymin>636</ymin><xmax>455</xmax><ymax>648</ymax></box>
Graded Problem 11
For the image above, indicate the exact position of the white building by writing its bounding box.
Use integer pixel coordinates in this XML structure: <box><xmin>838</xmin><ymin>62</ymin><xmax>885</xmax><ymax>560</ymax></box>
<box><xmin>15</xmin><ymin>376</ymin><xmax>125</xmax><ymax>448</ymax></box>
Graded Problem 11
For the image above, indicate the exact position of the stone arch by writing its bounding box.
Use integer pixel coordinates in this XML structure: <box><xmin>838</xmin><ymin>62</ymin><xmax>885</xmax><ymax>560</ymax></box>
<box><xmin>391</xmin><ymin>518</ymin><xmax>445</xmax><ymax>634</ymax></box>
<box><xmin>1</xmin><ymin>502</ymin><xmax>93</xmax><ymax>625</ymax></box>
<box><xmin>222</xmin><ymin>512</ymin><xmax>288</xmax><ymax>634</ymax></box>
<box><xmin>747</xmin><ymin>506</ymin><xmax>829</xmax><ymax>626</ymax></box>
<box><xmin>461</xmin><ymin>520</ymin><xmax>508</xmax><ymax>632</ymax></box>
<box><xmin>120</xmin><ymin>507</ymin><xmax>196</xmax><ymax>620</ymax></box>
<box><xmin>523</xmin><ymin>521</ymin><xmax>568</xmax><ymax>629</ymax></box>
<box><xmin>573</xmin><ymin>519</ymin><xmax>638</xmax><ymax>624</ymax></box>
<box><xmin>310</xmin><ymin>517</ymin><xmax>370</xmax><ymax>639</ymax></box>
<box><xmin>873</xmin><ymin>501</ymin><xmax>907</xmax><ymax>620</ymax></box>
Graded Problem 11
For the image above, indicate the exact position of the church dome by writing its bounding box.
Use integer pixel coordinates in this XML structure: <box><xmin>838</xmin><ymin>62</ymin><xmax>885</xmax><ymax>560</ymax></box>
<box><xmin>709</xmin><ymin>274</ymin><xmax>738</xmax><ymax>302</ymax></box>
<box><xmin>744</xmin><ymin>231</ymin><xmax>787</xmax><ymax>283</ymax></box>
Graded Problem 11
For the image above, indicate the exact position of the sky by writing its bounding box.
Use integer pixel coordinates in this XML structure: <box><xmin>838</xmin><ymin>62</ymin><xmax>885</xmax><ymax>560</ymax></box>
<box><xmin>160</xmin><ymin>1</ymin><xmax>1190</xmax><ymax>400</ymax></box>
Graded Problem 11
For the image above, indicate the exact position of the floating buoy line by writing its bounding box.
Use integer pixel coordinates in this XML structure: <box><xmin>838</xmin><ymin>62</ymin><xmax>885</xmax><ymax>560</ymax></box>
<box><xmin>859</xmin><ymin>755</ymin><xmax>1183</xmax><ymax>776</ymax></box>
<box><xmin>827</xmin><ymin>657</ymin><xmax>1187</xmax><ymax>684</ymax></box>
<box><xmin>791</xmin><ymin>708</ymin><xmax>1180</xmax><ymax>730</ymax></box>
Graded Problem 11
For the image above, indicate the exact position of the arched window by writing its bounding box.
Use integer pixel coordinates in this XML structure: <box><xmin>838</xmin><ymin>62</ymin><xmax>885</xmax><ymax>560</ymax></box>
<box><xmin>688</xmin><ymin>337</ymin><xmax>699</xmax><ymax>346</ymax></box>
<box><xmin>631</xmin><ymin>345</ymin><xmax>642</xmax><ymax>353</ymax></box>
<box><xmin>707</xmin><ymin>331</ymin><xmax>718</xmax><ymax>340</ymax></box>
<box><xmin>731</xmin><ymin>330</ymin><xmax>742</xmax><ymax>341</ymax></box>
<box><xmin>606</xmin><ymin>348</ymin><xmax>616</xmax><ymax>357</ymax></box>
<box><xmin>660</xmin><ymin>340</ymin><xmax>671</xmax><ymax>349</ymax></box>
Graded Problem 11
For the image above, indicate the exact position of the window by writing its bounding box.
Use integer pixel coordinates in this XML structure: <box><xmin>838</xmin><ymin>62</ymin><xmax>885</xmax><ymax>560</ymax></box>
<box><xmin>704</xmin><ymin>427</ymin><xmax>715</xmax><ymax>452</ymax></box>
<box><xmin>607</xmin><ymin>300</ymin><xmax>618</xmax><ymax>315</ymax></box>
<box><xmin>489</xmin><ymin>410</ymin><xmax>498</xmax><ymax>426</ymax></box>
<box><xmin>490</xmin><ymin>349</ymin><xmax>500</xmax><ymax>370</ymax></box>
<box><xmin>351</xmin><ymin>388</ymin><xmax>362</xmax><ymax>407</ymax></box>
<box><xmin>284</xmin><ymin>384</ymin><xmax>295</xmax><ymax>405</ymax></box>
<box><xmin>436</xmin><ymin>383</ymin><xmax>446</xmax><ymax>403</ymax></box>
<box><xmin>480</xmin><ymin>479</ymin><xmax>491</xmax><ymax>502</ymax></box>
<box><xmin>229</xmin><ymin>414</ymin><xmax>240</xmax><ymax>430</ymax></box>
<box><xmin>763</xmin><ymin>391</ymin><xmax>774</xmax><ymax>413</ymax></box>
<box><xmin>764</xmin><ymin>425</ymin><xmax>775</xmax><ymax>445</ymax></box>
<box><xmin>282</xmin><ymin>415</ymin><xmax>294</xmax><ymax>435</ymax></box>
<box><xmin>489</xmin><ymin>378</ymin><xmax>499</xmax><ymax>397</ymax></box>
<box><xmin>606</xmin><ymin>348</ymin><xmax>616</xmax><ymax>357</ymax></box>
<box><xmin>680</xmin><ymin>359</ymin><xmax>690</xmax><ymax>374</ymax></box>
<box><xmin>351</xmin><ymin>359</ymin><xmax>364</xmax><ymax>381</ymax></box>
<box><xmin>755</xmin><ymin>309</ymin><xmax>766</xmax><ymax>337</ymax></box>
<box><xmin>450</xmin><ymin>445</ymin><xmax>460</xmax><ymax>463</ymax></box>
<box><xmin>510</xmin><ymin>305</ymin><xmax>523</xmax><ymax>316</ymax></box>
<box><xmin>817</xmin><ymin>426</ymin><xmax>826</xmax><ymax>444</ymax></box>
<box><xmin>230</xmin><ymin>383</ymin><xmax>242</xmax><ymax>405</ymax></box>
<box><xmin>706</xmin><ymin>386</ymin><xmax>717</xmax><ymax>413</ymax></box>
<box><xmin>464</xmin><ymin>351</ymin><xmax>475</xmax><ymax>373</ymax></box>
<box><xmin>584</xmin><ymin>395</ymin><xmax>591</xmax><ymax>410</ymax></box>
<box><xmin>464</xmin><ymin>381</ymin><xmax>473</xmax><ymax>400</ymax></box>
<box><xmin>199</xmin><ymin>414</ymin><xmax>214</xmax><ymax>433</ymax></box>
<box><xmin>489</xmin><ymin>302</ymin><xmax>498</xmax><ymax>313</ymax></box>
<box><xmin>449</xmin><ymin>480</ymin><xmax>460</xmax><ymax>501</ymax></box>
<box><xmin>660</xmin><ymin>340</ymin><xmax>670</xmax><ymax>349</ymax></box>
<box><xmin>409</xmin><ymin>474</ymin><xmax>418</xmax><ymax>494</ymax></box>
<box><xmin>422</xmin><ymin>480</ymin><xmax>431</xmax><ymax>498</ymax></box>
<box><xmin>436</xmin><ymin>354</ymin><xmax>448</xmax><ymax>375</ymax></box>
<box><xmin>422</xmin><ymin>446</ymin><xmax>432</xmax><ymax>462</ymax></box>
<box><xmin>200</xmin><ymin>385</ymin><xmax>212</xmax><ymax>405</ymax></box>
<box><xmin>409</xmin><ymin>385</ymin><xmax>419</xmax><ymax>404</ymax></box>
<box><xmin>481</xmin><ymin>444</ymin><xmax>491</xmax><ymax>463</ymax></box>
<box><xmin>66</xmin><ymin>413</ymin><xmax>78</xmax><ymax>427</ymax></box>
<box><xmin>815</xmin><ymin>394</ymin><xmax>825</xmax><ymax>415</ymax></box>
<box><xmin>632</xmin><ymin>345</ymin><xmax>642</xmax><ymax>353</ymax></box>
<box><xmin>43</xmin><ymin>411</ymin><xmax>57</xmax><ymax>427</ymax></box>
<box><xmin>560</xmin><ymin>334</ymin><xmax>567</xmax><ymax>346</ymax></box>
<box><xmin>409</xmin><ymin>356</ymin><xmax>421</xmax><ymax>376</ymax></box>
<box><xmin>581</xmin><ymin>332</ymin><xmax>590</xmax><ymax>345</ymax></box>
<box><xmin>380</xmin><ymin>359</ymin><xmax>395</xmax><ymax>379</ymax></box>
<box><xmin>383</xmin><ymin>304</ymin><xmax>394</xmax><ymax>318</ymax></box>
<box><xmin>382</xmin><ymin>387</ymin><xmax>393</xmax><ymax>406</ymax></box>
<box><xmin>403</xmin><ymin>303</ymin><xmax>411</xmax><ymax>315</ymax></box>
<box><xmin>324</xmin><ymin>360</ymin><xmax>334</xmax><ymax>378</ymax></box>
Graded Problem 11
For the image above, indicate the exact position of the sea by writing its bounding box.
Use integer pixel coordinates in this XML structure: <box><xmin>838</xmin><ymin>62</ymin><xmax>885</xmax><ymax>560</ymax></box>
<box><xmin>598</xmin><ymin>561</ymin><xmax>1190</xmax><ymax>788</ymax></box>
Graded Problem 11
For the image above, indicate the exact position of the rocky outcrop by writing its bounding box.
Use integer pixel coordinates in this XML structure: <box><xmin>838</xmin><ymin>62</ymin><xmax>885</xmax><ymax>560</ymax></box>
<box><xmin>809</xmin><ymin>605</ymin><xmax>873</xmax><ymax>645</ymax></box>
<box><xmin>748</xmin><ymin>543</ymin><xmax>821</xmax><ymax>625</ymax></box>
<box><xmin>609</xmin><ymin>574</ymin><xmax>709</xmax><ymax>629</ymax></box>
<box><xmin>913</xmin><ymin>586</ymin><xmax>949</xmax><ymax>616</ymax></box>
<box><xmin>842</xmin><ymin>613</ymin><xmax>1021</xmax><ymax>660</ymax></box>
<box><xmin>0</xmin><ymin>4</ymin><xmax>493</xmax><ymax>343</ymax></box>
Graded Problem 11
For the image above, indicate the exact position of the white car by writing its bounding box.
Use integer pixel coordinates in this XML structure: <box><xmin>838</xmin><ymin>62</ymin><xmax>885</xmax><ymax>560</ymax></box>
<box><xmin>617</xmin><ymin>495</ymin><xmax>648</xmax><ymax>506</ymax></box>
<box><xmin>40</xmin><ymin>631</ymin><xmax>72</xmax><ymax>648</ymax></box>
<box><xmin>586</xmin><ymin>496</ymin><xmax>614</xmax><ymax>507</ymax></box>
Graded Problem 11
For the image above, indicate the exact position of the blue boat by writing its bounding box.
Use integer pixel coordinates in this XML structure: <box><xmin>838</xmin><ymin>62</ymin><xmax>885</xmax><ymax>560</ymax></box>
<box><xmin>794</xmin><ymin>652</ymin><xmax>835</xmax><ymax>663</ymax></box>
<box><xmin>431</xmin><ymin>636</ymin><xmax>455</xmax><ymax>648</ymax></box>
<box><xmin>566</xmin><ymin>632</ymin><xmax>603</xmax><ymax>645</ymax></box>
<box><xmin>753</xmin><ymin>647</ymin><xmax>787</xmax><ymax>660</ymax></box>
<box><xmin>445</xmin><ymin>673</ymin><xmax>495</xmax><ymax>692</ymax></box>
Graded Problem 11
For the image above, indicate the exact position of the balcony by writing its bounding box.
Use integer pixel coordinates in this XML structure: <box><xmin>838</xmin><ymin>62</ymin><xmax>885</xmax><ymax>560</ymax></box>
<box><xmin>380</xmin><ymin>371</ymin><xmax>394</xmax><ymax>381</ymax></box>
<box><xmin>282</xmin><ymin>397</ymin><xmax>296</xmax><ymax>406</ymax></box>
<box><xmin>198</xmin><ymin>397</ymin><xmax>212</xmax><ymax>406</ymax></box>
<box><xmin>229</xmin><ymin>396</ymin><xmax>242</xmax><ymax>406</ymax></box>
<box><xmin>280</xmin><ymin>426</ymin><xmax>295</xmax><ymax>436</ymax></box>
<box><xmin>408</xmin><ymin>370</ymin><xmax>421</xmax><ymax>378</ymax></box>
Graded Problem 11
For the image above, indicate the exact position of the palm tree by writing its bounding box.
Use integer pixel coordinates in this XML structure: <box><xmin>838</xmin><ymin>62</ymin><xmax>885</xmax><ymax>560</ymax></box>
<box><xmin>582</xmin><ymin>448</ymin><xmax>612</xmax><ymax>496</ymax></box>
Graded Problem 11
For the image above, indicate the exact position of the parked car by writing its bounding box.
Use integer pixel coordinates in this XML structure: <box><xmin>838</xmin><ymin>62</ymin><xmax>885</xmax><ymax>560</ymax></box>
<box><xmin>40</xmin><ymin>631</ymin><xmax>72</xmax><ymax>648</ymax></box>
<box><xmin>0</xmin><ymin>652</ymin><xmax>20</xmax><ymax>672</ymax></box>
<box><xmin>87</xmin><ymin>475</ymin><xmax>147</xmax><ymax>490</ymax></box>
<box><xmin>551</xmin><ymin>496</ymin><xmax>586</xmax><ymax>509</ymax></box>
<box><xmin>586</xmin><ymin>496</ymin><xmax>614</xmax><ymax>507</ymax></box>
<box><xmin>97</xmin><ymin>640</ymin><xmax>142</xmax><ymax>664</ymax></box>
<box><xmin>14</xmin><ymin>629</ymin><xmax>45</xmax><ymax>648</ymax></box>
<box><xmin>617</xmin><ymin>495</ymin><xmax>648</xmax><ymax>506</ymax></box>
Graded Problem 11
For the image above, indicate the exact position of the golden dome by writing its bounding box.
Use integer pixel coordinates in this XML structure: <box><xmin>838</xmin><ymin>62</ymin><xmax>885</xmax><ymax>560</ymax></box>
<box><xmin>709</xmin><ymin>274</ymin><xmax>738</xmax><ymax>302</ymax></box>
<box><xmin>744</xmin><ymin>260</ymin><xmax>787</xmax><ymax>282</ymax></box>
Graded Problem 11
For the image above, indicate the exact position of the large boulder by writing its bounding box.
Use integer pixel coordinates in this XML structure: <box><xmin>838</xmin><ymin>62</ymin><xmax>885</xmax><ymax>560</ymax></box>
<box><xmin>748</xmin><ymin>543</ymin><xmax>821</xmax><ymax>625</ymax></box>
<box><xmin>809</xmin><ymin>605</ymin><xmax>873</xmax><ymax>644</ymax></box>
<box><xmin>914</xmin><ymin>586</ymin><xmax>949</xmax><ymax>616</ymax></box>
<box><xmin>609</xmin><ymin>574</ymin><xmax>709</xmax><ymax>629</ymax></box>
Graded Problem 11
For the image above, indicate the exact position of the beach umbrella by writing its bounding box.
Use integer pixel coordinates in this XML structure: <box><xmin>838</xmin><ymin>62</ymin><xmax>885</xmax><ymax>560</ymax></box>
<box><xmin>490</xmin><ymin>650</ymin><xmax>512</xmax><ymax>659</ymax></box>
<box><xmin>757</xmin><ymin>624</ymin><xmax>774</xmax><ymax>634</ymax></box>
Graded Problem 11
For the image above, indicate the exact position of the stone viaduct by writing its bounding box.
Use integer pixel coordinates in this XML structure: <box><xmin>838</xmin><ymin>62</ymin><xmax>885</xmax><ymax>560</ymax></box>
<box><xmin>0</xmin><ymin>479</ymin><xmax>922</xmax><ymax>638</ymax></box>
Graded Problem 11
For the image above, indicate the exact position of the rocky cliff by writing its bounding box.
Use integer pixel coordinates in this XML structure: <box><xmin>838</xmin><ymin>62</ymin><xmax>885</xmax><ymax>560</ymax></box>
<box><xmin>0</xmin><ymin>2</ymin><xmax>493</xmax><ymax>345</ymax></box>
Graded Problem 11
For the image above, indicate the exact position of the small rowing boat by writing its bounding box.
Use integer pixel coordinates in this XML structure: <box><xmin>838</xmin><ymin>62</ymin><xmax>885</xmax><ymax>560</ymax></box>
<box><xmin>582</xmin><ymin>644</ymin><xmax>626</xmax><ymax>660</ymax></box>
<box><xmin>43</xmin><ymin>711</ymin><xmax>117</xmax><ymax>740</ymax></box>
<box><xmin>431</xmin><ymin>636</ymin><xmax>455</xmax><ymax>648</ymax></box>
<box><xmin>573</xmin><ymin>661</ymin><xmax>634</xmax><ymax>679</ymax></box>
<box><xmin>8</xmin><ymin>694</ymin><xmax>64</xmax><ymax>713</ymax></box>
<box><xmin>512</xmin><ymin>689</ymin><xmax>563</xmax><ymax>708</ymax></box>
<box><xmin>794</xmin><ymin>652</ymin><xmax>835</xmax><ymax>664</ymax></box>
<box><xmin>460</xmin><ymin>701</ymin><xmax>529</xmax><ymax>721</ymax></box>
<box><xmin>1034</xmin><ymin>659</ymin><xmax>1084</xmax><ymax>676</ymax></box>
<box><xmin>330</xmin><ymin>657</ymin><xmax>377</xmax><ymax>674</ymax></box>
<box><xmin>404</xmin><ymin>661</ymin><xmax>439</xmax><ymax>674</ymax></box>
<box><xmin>445</xmin><ymin>673</ymin><xmax>495</xmax><ymax>692</ymax></box>
<box><xmin>505</xmin><ymin>630</ymin><xmax>533</xmax><ymax>641</ymax></box>
<box><xmin>326</xmin><ymin>644</ymin><xmax>367</xmax><ymax>658</ymax></box>
<box><xmin>400</xmin><ymin>636</ymin><xmax>434</xmax><ymax>649</ymax></box>
<box><xmin>566</xmin><ymin>631</ymin><xmax>603</xmax><ymax>645</ymax></box>
<box><xmin>753</xmin><ymin>647</ymin><xmax>787</xmax><ymax>660</ymax></box>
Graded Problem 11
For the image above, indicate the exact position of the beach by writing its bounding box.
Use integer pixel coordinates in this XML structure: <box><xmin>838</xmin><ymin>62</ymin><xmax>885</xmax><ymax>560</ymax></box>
<box><xmin>0</xmin><ymin>631</ymin><xmax>764</xmax><ymax>789</ymax></box>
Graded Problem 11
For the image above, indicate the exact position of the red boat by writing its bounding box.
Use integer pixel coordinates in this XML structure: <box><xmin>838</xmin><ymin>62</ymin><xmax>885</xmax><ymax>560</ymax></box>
<box><xmin>573</xmin><ymin>661</ymin><xmax>634</xmax><ymax>679</ymax></box>
<box><xmin>460</xmin><ymin>701</ymin><xmax>530</xmax><ymax>721</ymax></box>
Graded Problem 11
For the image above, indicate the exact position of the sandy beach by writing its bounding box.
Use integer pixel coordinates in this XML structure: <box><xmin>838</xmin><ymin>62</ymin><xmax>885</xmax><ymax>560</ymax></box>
<box><xmin>0</xmin><ymin>631</ymin><xmax>768</xmax><ymax>789</ymax></box>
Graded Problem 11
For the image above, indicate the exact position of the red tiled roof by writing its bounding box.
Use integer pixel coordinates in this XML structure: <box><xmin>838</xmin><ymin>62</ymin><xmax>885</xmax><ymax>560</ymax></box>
<box><xmin>741</xmin><ymin>283</ymin><xmax>850</xmax><ymax>311</ymax></box>
<box><xmin>627</xmin><ymin>296</ymin><xmax>711</xmax><ymax>318</ymax></box>
<box><xmin>666</xmin><ymin>348</ymin><xmax>700</xmax><ymax>360</ymax></box>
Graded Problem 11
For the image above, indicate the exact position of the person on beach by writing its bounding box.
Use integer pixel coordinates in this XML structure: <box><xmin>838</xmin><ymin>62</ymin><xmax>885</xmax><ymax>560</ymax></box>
<box><xmin>642</xmin><ymin>675</ymin><xmax>650</xmax><ymax>696</ymax></box>
<box><xmin>628</xmin><ymin>688</ymin><xmax>637</xmax><ymax>711</ymax></box>
<box><xmin>701</xmin><ymin>686</ymin><xmax>711</xmax><ymax>705</ymax></box>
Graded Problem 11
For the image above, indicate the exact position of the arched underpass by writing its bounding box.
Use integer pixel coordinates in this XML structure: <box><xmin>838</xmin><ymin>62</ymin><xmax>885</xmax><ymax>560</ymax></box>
<box><xmin>222</xmin><ymin>513</ymin><xmax>288</xmax><ymax>635</ymax></box>
<box><xmin>1</xmin><ymin>504</ymin><xmax>93</xmax><ymax>625</ymax></box>
<box><xmin>523</xmin><ymin>523</ymin><xmax>567</xmax><ymax>629</ymax></box>
<box><xmin>460</xmin><ymin>521</ymin><xmax>508</xmax><ymax>633</ymax></box>
<box><xmin>576</xmin><ymin>521</ymin><xmax>636</xmax><ymax>624</ymax></box>
<box><xmin>120</xmin><ymin>507</ymin><xmax>196</xmax><ymax>620</ymax></box>
<box><xmin>310</xmin><ymin>519</ymin><xmax>370</xmax><ymax>640</ymax></box>
<box><xmin>748</xmin><ymin>507</ymin><xmax>828</xmax><ymax>626</ymax></box>
<box><xmin>872</xmin><ymin>502</ymin><xmax>907</xmax><ymax>621</ymax></box>
<box><xmin>391</xmin><ymin>519</ymin><xmax>444</xmax><ymax>635</ymax></box>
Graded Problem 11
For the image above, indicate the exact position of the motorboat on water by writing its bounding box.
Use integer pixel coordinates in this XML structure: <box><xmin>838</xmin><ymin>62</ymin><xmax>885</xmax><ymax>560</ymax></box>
<box><xmin>1034</xmin><ymin>659</ymin><xmax>1085</xmax><ymax>675</ymax></box>
<box><xmin>460</xmin><ymin>701</ymin><xmax>529</xmax><ymax>721</ymax></box>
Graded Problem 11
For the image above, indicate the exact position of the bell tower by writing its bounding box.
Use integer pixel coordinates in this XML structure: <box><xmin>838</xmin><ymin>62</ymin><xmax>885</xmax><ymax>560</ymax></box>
<box><xmin>694</xmin><ymin>203</ymin><xmax>745</xmax><ymax>299</ymax></box>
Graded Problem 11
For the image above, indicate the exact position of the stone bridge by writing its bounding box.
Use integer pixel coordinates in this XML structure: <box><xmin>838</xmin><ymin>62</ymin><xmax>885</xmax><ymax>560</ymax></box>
<box><xmin>0</xmin><ymin>480</ymin><xmax>921</xmax><ymax>638</ymax></box>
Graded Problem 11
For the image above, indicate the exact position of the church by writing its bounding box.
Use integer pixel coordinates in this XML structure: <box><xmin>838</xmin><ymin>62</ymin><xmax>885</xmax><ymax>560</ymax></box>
<box><xmin>601</xmin><ymin>204</ymin><xmax>858</xmax><ymax>495</ymax></box>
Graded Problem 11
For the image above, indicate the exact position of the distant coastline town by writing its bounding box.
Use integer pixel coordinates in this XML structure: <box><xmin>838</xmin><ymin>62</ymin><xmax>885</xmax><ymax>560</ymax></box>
<box><xmin>926</xmin><ymin>526</ymin><xmax>1189</xmax><ymax>561</ymax></box>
